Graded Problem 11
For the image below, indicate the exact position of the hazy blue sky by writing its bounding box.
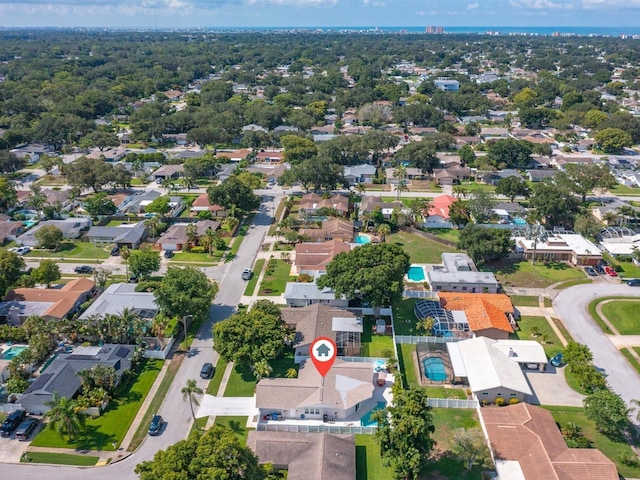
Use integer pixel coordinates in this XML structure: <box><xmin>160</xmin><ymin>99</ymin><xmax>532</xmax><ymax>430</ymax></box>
<box><xmin>1</xmin><ymin>0</ymin><xmax>639</xmax><ymax>28</ymax></box>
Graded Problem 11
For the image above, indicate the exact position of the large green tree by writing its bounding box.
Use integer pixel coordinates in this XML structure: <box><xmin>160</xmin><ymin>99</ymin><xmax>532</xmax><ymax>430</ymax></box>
<box><xmin>0</xmin><ymin>176</ymin><xmax>17</xmax><ymax>213</ymax></box>
<box><xmin>495</xmin><ymin>176</ymin><xmax>530</xmax><ymax>202</ymax></box>
<box><xmin>458</xmin><ymin>225</ymin><xmax>514</xmax><ymax>266</ymax></box>
<box><xmin>34</xmin><ymin>225</ymin><xmax>64</xmax><ymax>250</ymax></box>
<box><xmin>0</xmin><ymin>251</ymin><xmax>25</xmax><ymax>297</ymax></box>
<box><xmin>555</xmin><ymin>163</ymin><xmax>616</xmax><ymax>202</ymax></box>
<box><xmin>281</xmin><ymin>135</ymin><xmax>318</xmax><ymax>165</ymax></box>
<box><xmin>213</xmin><ymin>308</ymin><xmax>287</xmax><ymax>369</ymax></box>
<box><xmin>154</xmin><ymin>266</ymin><xmax>218</xmax><ymax>321</ymax></box>
<box><xmin>128</xmin><ymin>248</ymin><xmax>161</xmax><ymax>280</ymax></box>
<box><xmin>584</xmin><ymin>389</ymin><xmax>629</xmax><ymax>440</ymax></box>
<box><xmin>84</xmin><ymin>192</ymin><xmax>116</xmax><ymax>219</ymax></box>
<box><xmin>135</xmin><ymin>425</ymin><xmax>271</xmax><ymax>480</ymax></box>
<box><xmin>529</xmin><ymin>182</ymin><xmax>580</xmax><ymax>228</ymax></box>
<box><xmin>280</xmin><ymin>157</ymin><xmax>344</xmax><ymax>192</ymax></box>
<box><xmin>371</xmin><ymin>386</ymin><xmax>436</xmax><ymax>480</ymax></box>
<box><xmin>317</xmin><ymin>243</ymin><xmax>410</xmax><ymax>316</ymax></box>
<box><xmin>31</xmin><ymin>259</ymin><xmax>61</xmax><ymax>288</ymax></box>
<box><xmin>594</xmin><ymin>128</ymin><xmax>633</xmax><ymax>153</ymax></box>
<box><xmin>207</xmin><ymin>176</ymin><xmax>260</xmax><ymax>214</ymax></box>
<box><xmin>0</xmin><ymin>150</ymin><xmax>26</xmax><ymax>173</ymax></box>
<box><xmin>486</xmin><ymin>138</ymin><xmax>534</xmax><ymax>169</ymax></box>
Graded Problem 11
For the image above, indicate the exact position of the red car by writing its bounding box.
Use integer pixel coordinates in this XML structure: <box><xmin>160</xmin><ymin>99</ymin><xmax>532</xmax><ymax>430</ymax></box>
<box><xmin>604</xmin><ymin>266</ymin><xmax>618</xmax><ymax>277</ymax></box>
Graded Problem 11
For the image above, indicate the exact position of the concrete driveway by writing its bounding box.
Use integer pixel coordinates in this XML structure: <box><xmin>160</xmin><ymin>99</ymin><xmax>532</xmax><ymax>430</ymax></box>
<box><xmin>0</xmin><ymin>435</ymin><xmax>30</xmax><ymax>463</ymax></box>
<box><xmin>525</xmin><ymin>366</ymin><xmax>585</xmax><ymax>407</ymax></box>
<box><xmin>197</xmin><ymin>396</ymin><xmax>259</xmax><ymax>418</ymax></box>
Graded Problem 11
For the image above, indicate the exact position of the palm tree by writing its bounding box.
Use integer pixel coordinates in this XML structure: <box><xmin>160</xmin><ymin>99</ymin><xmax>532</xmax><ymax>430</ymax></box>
<box><xmin>376</xmin><ymin>223</ymin><xmax>391</xmax><ymax>242</ymax></box>
<box><xmin>181</xmin><ymin>379</ymin><xmax>203</xmax><ymax>427</ymax></box>
<box><xmin>120</xmin><ymin>245</ymin><xmax>130</xmax><ymax>278</ymax></box>
<box><xmin>200</xmin><ymin>227</ymin><xmax>220</xmax><ymax>256</ymax></box>
<box><xmin>185</xmin><ymin>223</ymin><xmax>198</xmax><ymax>251</ymax></box>
<box><xmin>144</xmin><ymin>216</ymin><xmax>161</xmax><ymax>239</ymax></box>
<box><xmin>44</xmin><ymin>393</ymin><xmax>84</xmax><ymax>440</ymax></box>
<box><xmin>452</xmin><ymin>185</ymin><xmax>468</xmax><ymax>199</ymax></box>
<box><xmin>356</xmin><ymin>183</ymin><xmax>366</xmax><ymax>195</ymax></box>
<box><xmin>253</xmin><ymin>359</ymin><xmax>273</xmax><ymax>381</ymax></box>
<box><xmin>393</xmin><ymin>164</ymin><xmax>407</xmax><ymax>200</ymax></box>
<box><xmin>152</xmin><ymin>314</ymin><xmax>170</xmax><ymax>343</ymax></box>
<box><xmin>27</xmin><ymin>185</ymin><xmax>47</xmax><ymax>213</ymax></box>
<box><xmin>603</xmin><ymin>211</ymin><xmax>619</xmax><ymax>226</ymax></box>
<box><xmin>181</xmin><ymin>176</ymin><xmax>196</xmax><ymax>192</ymax></box>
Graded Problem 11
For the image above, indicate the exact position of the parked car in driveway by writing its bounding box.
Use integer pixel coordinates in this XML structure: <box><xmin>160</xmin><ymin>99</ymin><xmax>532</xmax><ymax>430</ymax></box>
<box><xmin>0</xmin><ymin>409</ymin><xmax>26</xmax><ymax>437</ymax></box>
<box><xmin>584</xmin><ymin>266</ymin><xmax>597</xmax><ymax>276</ymax></box>
<box><xmin>110</xmin><ymin>246</ymin><xmax>120</xmax><ymax>256</ymax></box>
<box><xmin>14</xmin><ymin>417</ymin><xmax>39</xmax><ymax>441</ymax></box>
<box><xmin>604</xmin><ymin>266</ymin><xmax>618</xmax><ymax>277</ymax></box>
<box><xmin>594</xmin><ymin>264</ymin><xmax>605</xmax><ymax>274</ymax></box>
<box><xmin>148</xmin><ymin>415</ymin><xmax>163</xmax><ymax>436</ymax></box>
<box><xmin>163</xmin><ymin>250</ymin><xmax>174</xmax><ymax>259</ymax></box>
<box><xmin>628</xmin><ymin>279</ymin><xmax>640</xmax><ymax>286</ymax></box>
<box><xmin>74</xmin><ymin>265</ymin><xmax>94</xmax><ymax>274</ymax></box>
<box><xmin>550</xmin><ymin>353</ymin><xmax>565</xmax><ymax>368</ymax></box>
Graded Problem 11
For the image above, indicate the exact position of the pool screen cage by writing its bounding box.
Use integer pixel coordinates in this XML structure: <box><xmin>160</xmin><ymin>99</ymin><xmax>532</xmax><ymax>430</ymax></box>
<box><xmin>414</xmin><ymin>300</ymin><xmax>471</xmax><ymax>339</ymax></box>
<box><xmin>416</xmin><ymin>341</ymin><xmax>454</xmax><ymax>384</ymax></box>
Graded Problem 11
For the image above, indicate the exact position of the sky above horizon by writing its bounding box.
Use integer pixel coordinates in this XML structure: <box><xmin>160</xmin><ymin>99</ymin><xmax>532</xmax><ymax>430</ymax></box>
<box><xmin>1</xmin><ymin>0</ymin><xmax>640</xmax><ymax>29</ymax></box>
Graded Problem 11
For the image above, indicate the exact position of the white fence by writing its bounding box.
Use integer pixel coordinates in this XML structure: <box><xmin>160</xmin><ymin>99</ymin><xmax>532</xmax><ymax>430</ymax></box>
<box><xmin>403</xmin><ymin>290</ymin><xmax>439</xmax><ymax>299</ymax></box>
<box><xmin>257</xmin><ymin>423</ymin><xmax>378</xmax><ymax>435</ymax></box>
<box><xmin>0</xmin><ymin>403</ymin><xmax>24</xmax><ymax>413</ymax></box>
<box><xmin>340</xmin><ymin>356</ymin><xmax>387</xmax><ymax>363</ymax></box>
<box><xmin>395</xmin><ymin>335</ymin><xmax>463</xmax><ymax>344</ymax></box>
<box><xmin>427</xmin><ymin>398</ymin><xmax>478</xmax><ymax>409</ymax></box>
<box><xmin>144</xmin><ymin>336</ymin><xmax>177</xmax><ymax>360</ymax></box>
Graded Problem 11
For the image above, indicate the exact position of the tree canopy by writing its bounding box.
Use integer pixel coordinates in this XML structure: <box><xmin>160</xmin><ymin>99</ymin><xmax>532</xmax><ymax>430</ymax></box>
<box><xmin>458</xmin><ymin>225</ymin><xmax>514</xmax><ymax>266</ymax></box>
<box><xmin>135</xmin><ymin>425</ymin><xmax>272</xmax><ymax>480</ymax></box>
<box><xmin>317</xmin><ymin>243</ymin><xmax>410</xmax><ymax>312</ymax></box>
<box><xmin>207</xmin><ymin>176</ymin><xmax>260</xmax><ymax>214</ymax></box>
<box><xmin>371</xmin><ymin>386</ymin><xmax>436</xmax><ymax>480</ymax></box>
<box><xmin>154</xmin><ymin>266</ymin><xmax>218</xmax><ymax>321</ymax></box>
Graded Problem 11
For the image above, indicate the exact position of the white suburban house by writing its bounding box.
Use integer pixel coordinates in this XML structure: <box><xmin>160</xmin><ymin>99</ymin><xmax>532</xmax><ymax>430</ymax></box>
<box><xmin>427</xmin><ymin>253</ymin><xmax>500</xmax><ymax>294</ymax></box>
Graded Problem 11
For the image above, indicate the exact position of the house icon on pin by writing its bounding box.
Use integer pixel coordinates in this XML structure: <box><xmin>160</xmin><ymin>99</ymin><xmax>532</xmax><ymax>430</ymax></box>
<box><xmin>315</xmin><ymin>343</ymin><xmax>331</xmax><ymax>357</ymax></box>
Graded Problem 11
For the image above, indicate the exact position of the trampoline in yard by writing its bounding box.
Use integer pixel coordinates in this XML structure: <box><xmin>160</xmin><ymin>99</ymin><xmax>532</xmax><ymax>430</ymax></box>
<box><xmin>422</xmin><ymin>357</ymin><xmax>448</xmax><ymax>382</ymax></box>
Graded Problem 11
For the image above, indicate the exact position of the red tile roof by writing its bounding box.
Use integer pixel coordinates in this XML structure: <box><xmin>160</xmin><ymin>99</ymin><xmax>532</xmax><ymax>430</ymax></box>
<box><xmin>438</xmin><ymin>292</ymin><xmax>514</xmax><ymax>333</ymax></box>
<box><xmin>428</xmin><ymin>194</ymin><xmax>457</xmax><ymax>220</ymax></box>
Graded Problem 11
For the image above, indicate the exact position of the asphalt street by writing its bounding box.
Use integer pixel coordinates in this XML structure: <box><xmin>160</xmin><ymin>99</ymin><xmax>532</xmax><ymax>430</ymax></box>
<box><xmin>0</xmin><ymin>192</ymin><xmax>281</xmax><ymax>479</ymax></box>
<box><xmin>554</xmin><ymin>283</ymin><xmax>640</xmax><ymax>413</ymax></box>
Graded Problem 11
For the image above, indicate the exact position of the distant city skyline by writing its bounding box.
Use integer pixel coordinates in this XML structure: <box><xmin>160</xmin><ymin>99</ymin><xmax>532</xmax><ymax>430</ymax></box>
<box><xmin>1</xmin><ymin>0</ymin><xmax>640</xmax><ymax>29</ymax></box>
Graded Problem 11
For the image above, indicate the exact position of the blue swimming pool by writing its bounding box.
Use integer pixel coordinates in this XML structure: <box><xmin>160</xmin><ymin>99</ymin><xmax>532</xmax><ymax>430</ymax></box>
<box><xmin>423</xmin><ymin>357</ymin><xmax>447</xmax><ymax>382</ymax></box>
<box><xmin>360</xmin><ymin>401</ymin><xmax>387</xmax><ymax>427</ymax></box>
<box><xmin>512</xmin><ymin>217</ymin><xmax>527</xmax><ymax>225</ymax></box>
<box><xmin>407</xmin><ymin>265</ymin><xmax>426</xmax><ymax>282</ymax></box>
<box><xmin>2</xmin><ymin>345</ymin><xmax>28</xmax><ymax>360</ymax></box>
<box><xmin>355</xmin><ymin>234</ymin><xmax>371</xmax><ymax>244</ymax></box>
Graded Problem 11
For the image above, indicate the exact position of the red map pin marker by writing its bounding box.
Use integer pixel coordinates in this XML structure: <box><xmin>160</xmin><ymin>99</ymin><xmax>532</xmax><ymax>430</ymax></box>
<box><xmin>310</xmin><ymin>336</ymin><xmax>337</xmax><ymax>378</ymax></box>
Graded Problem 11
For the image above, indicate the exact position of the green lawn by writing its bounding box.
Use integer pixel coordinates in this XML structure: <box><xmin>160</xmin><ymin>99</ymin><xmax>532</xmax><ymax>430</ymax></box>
<box><xmin>361</xmin><ymin>317</ymin><xmax>394</xmax><ymax>357</ymax></box>
<box><xmin>21</xmin><ymin>452</ymin><xmax>99</xmax><ymax>466</ymax></box>
<box><xmin>509</xmin><ymin>295</ymin><xmax>540</xmax><ymax>307</ymax></box>
<box><xmin>551</xmin><ymin>317</ymin><xmax>574</xmax><ymax>344</ymax></box>
<box><xmin>214</xmin><ymin>416</ymin><xmax>251</xmax><ymax>444</ymax></box>
<box><xmin>392</xmin><ymin>299</ymin><xmax>422</xmax><ymax>336</ymax></box>
<box><xmin>387</xmin><ymin>230</ymin><xmax>460</xmax><ymax>264</ymax></box>
<box><xmin>604</xmin><ymin>255</ymin><xmax>640</xmax><ymax>278</ymax></box>
<box><xmin>223</xmin><ymin>363</ymin><xmax>257</xmax><ymax>397</ymax></box>
<box><xmin>587</xmin><ymin>296</ymin><xmax>640</xmax><ymax>335</ymax></box>
<box><xmin>610</xmin><ymin>184</ymin><xmax>640</xmax><ymax>195</ymax></box>
<box><xmin>544</xmin><ymin>405</ymin><xmax>640</xmax><ymax>479</ymax></box>
<box><xmin>258</xmin><ymin>259</ymin><xmax>292</xmax><ymax>296</ymax></box>
<box><xmin>270</xmin><ymin>350</ymin><xmax>297</xmax><ymax>378</ymax></box>
<box><xmin>244</xmin><ymin>258</ymin><xmax>265</xmax><ymax>296</ymax></box>
<box><xmin>424</xmin><ymin>386</ymin><xmax>467</xmax><ymax>399</ymax></box>
<box><xmin>457</xmin><ymin>181</ymin><xmax>496</xmax><ymax>193</ymax></box>
<box><xmin>170</xmin><ymin>250</ymin><xmax>220</xmax><ymax>263</ymax></box>
<box><xmin>355</xmin><ymin>434</ymin><xmax>394</xmax><ymax>480</ymax></box>
<box><xmin>206</xmin><ymin>356</ymin><xmax>228</xmax><ymax>396</ymax></box>
<box><xmin>397</xmin><ymin>343</ymin><xmax>419</xmax><ymax>388</ymax></box>
<box><xmin>483</xmin><ymin>260</ymin><xmax>584</xmax><ymax>288</ymax></box>
<box><xmin>423</xmin><ymin>228</ymin><xmax>460</xmax><ymax>244</ymax></box>
<box><xmin>511</xmin><ymin>316</ymin><xmax>563</xmax><ymax>357</ymax></box>
<box><xmin>600</xmin><ymin>300</ymin><xmax>640</xmax><ymax>335</ymax></box>
<box><xmin>32</xmin><ymin>359</ymin><xmax>162</xmax><ymax>451</ymax></box>
<box><xmin>25</xmin><ymin>241</ymin><xmax>110</xmax><ymax>259</ymax></box>
<box><xmin>620</xmin><ymin>348</ymin><xmax>640</xmax><ymax>376</ymax></box>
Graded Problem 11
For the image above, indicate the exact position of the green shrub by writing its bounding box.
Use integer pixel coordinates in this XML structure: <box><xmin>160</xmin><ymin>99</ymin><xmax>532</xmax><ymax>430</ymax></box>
<box><xmin>495</xmin><ymin>397</ymin><xmax>506</xmax><ymax>406</ymax></box>
<box><xmin>509</xmin><ymin>398</ymin><xmax>520</xmax><ymax>405</ymax></box>
<box><xmin>190</xmin><ymin>246</ymin><xmax>206</xmax><ymax>253</ymax></box>
<box><xmin>618</xmin><ymin>450</ymin><xmax>640</xmax><ymax>467</ymax></box>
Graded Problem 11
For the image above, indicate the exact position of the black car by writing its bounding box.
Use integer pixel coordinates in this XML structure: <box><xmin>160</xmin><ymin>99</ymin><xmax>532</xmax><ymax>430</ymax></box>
<box><xmin>628</xmin><ymin>279</ymin><xmax>640</xmax><ymax>286</ymax></box>
<box><xmin>14</xmin><ymin>417</ymin><xmax>39</xmax><ymax>441</ymax></box>
<box><xmin>74</xmin><ymin>265</ymin><xmax>94</xmax><ymax>274</ymax></box>
<box><xmin>128</xmin><ymin>274</ymin><xmax>138</xmax><ymax>283</ymax></box>
<box><xmin>0</xmin><ymin>409</ymin><xmax>26</xmax><ymax>436</ymax></box>
<box><xmin>163</xmin><ymin>250</ymin><xmax>174</xmax><ymax>259</ymax></box>
<box><xmin>594</xmin><ymin>264</ymin><xmax>605</xmax><ymax>274</ymax></box>
<box><xmin>148</xmin><ymin>415</ymin><xmax>163</xmax><ymax>436</ymax></box>
<box><xmin>200</xmin><ymin>362</ymin><xmax>214</xmax><ymax>379</ymax></box>
<box><xmin>110</xmin><ymin>246</ymin><xmax>120</xmax><ymax>256</ymax></box>
<box><xmin>584</xmin><ymin>266</ymin><xmax>597</xmax><ymax>276</ymax></box>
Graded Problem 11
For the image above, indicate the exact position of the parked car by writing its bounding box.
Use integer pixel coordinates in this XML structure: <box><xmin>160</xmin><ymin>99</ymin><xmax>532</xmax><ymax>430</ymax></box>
<box><xmin>128</xmin><ymin>274</ymin><xmax>138</xmax><ymax>283</ymax></box>
<box><xmin>14</xmin><ymin>417</ymin><xmax>39</xmax><ymax>441</ymax></box>
<box><xmin>241</xmin><ymin>268</ymin><xmax>253</xmax><ymax>280</ymax></box>
<box><xmin>594</xmin><ymin>264</ymin><xmax>605</xmax><ymax>274</ymax></box>
<box><xmin>584</xmin><ymin>266</ymin><xmax>597</xmax><ymax>276</ymax></box>
<box><xmin>110</xmin><ymin>246</ymin><xmax>120</xmax><ymax>256</ymax></box>
<box><xmin>200</xmin><ymin>362</ymin><xmax>214</xmax><ymax>379</ymax></box>
<box><xmin>0</xmin><ymin>409</ymin><xmax>26</xmax><ymax>437</ymax></box>
<box><xmin>628</xmin><ymin>279</ymin><xmax>640</xmax><ymax>286</ymax></box>
<box><xmin>604</xmin><ymin>266</ymin><xmax>618</xmax><ymax>277</ymax></box>
<box><xmin>74</xmin><ymin>265</ymin><xmax>94</xmax><ymax>274</ymax></box>
<box><xmin>15</xmin><ymin>246</ymin><xmax>30</xmax><ymax>256</ymax></box>
<box><xmin>163</xmin><ymin>250</ymin><xmax>174</xmax><ymax>259</ymax></box>
<box><xmin>148</xmin><ymin>415</ymin><xmax>163</xmax><ymax>436</ymax></box>
<box><xmin>550</xmin><ymin>353</ymin><xmax>565</xmax><ymax>368</ymax></box>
